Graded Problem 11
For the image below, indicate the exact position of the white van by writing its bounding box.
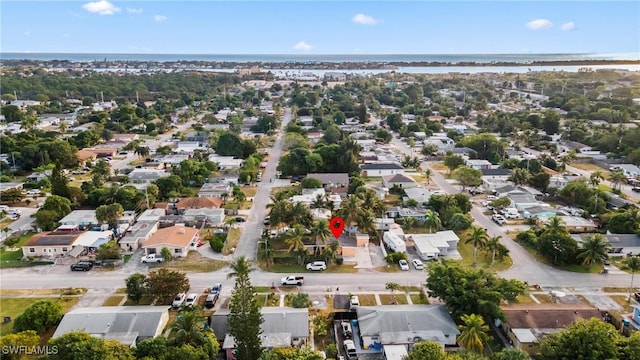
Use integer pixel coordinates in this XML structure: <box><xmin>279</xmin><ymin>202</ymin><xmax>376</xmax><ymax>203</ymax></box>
<box><xmin>343</xmin><ymin>339</ymin><xmax>357</xmax><ymax>359</ymax></box>
<box><xmin>502</xmin><ymin>208</ymin><xmax>519</xmax><ymax>219</ymax></box>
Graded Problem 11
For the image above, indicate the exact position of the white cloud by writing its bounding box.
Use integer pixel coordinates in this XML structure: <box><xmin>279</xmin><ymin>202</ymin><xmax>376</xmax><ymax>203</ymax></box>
<box><xmin>561</xmin><ymin>22</ymin><xmax>575</xmax><ymax>31</ymax></box>
<box><xmin>352</xmin><ymin>13</ymin><xmax>379</xmax><ymax>25</ymax></box>
<box><xmin>525</xmin><ymin>19</ymin><xmax>553</xmax><ymax>30</ymax></box>
<box><xmin>293</xmin><ymin>41</ymin><xmax>313</xmax><ymax>51</ymax></box>
<box><xmin>126</xmin><ymin>8</ymin><xmax>143</xmax><ymax>14</ymax></box>
<box><xmin>154</xmin><ymin>15</ymin><xmax>168</xmax><ymax>22</ymax></box>
<box><xmin>82</xmin><ymin>0</ymin><xmax>120</xmax><ymax>15</ymax></box>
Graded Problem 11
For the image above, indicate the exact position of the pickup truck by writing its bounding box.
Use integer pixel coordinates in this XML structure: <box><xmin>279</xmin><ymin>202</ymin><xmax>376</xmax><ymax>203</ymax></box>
<box><xmin>141</xmin><ymin>254</ymin><xmax>164</xmax><ymax>263</ymax></box>
<box><xmin>280</xmin><ymin>275</ymin><xmax>304</xmax><ymax>286</ymax></box>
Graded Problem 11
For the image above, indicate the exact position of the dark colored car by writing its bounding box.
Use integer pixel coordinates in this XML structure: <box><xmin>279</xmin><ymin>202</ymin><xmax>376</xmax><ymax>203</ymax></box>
<box><xmin>632</xmin><ymin>187</ymin><xmax>640</xmax><ymax>193</ymax></box>
<box><xmin>70</xmin><ymin>262</ymin><xmax>93</xmax><ymax>271</ymax></box>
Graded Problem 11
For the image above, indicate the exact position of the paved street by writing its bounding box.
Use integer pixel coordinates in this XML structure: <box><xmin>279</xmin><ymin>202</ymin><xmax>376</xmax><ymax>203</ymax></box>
<box><xmin>235</xmin><ymin>109</ymin><xmax>292</xmax><ymax>260</ymax></box>
<box><xmin>388</xmin><ymin>136</ymin><xmax>634</xmax><ymax>288</ymax></box>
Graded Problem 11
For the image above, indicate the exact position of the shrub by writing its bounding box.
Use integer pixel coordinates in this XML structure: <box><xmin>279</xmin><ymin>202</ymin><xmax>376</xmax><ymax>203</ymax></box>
<box><xmin>335</xmin><ymin>257</ymin><xmax>344</xmax><ymax>265</ymax></box>
<box><xmin>13</xmin><ymin>300</ymin><xmax>63</xmax><ymax>334</ymax></box>
<box><xmin>3</xmin><ymin>236</ymin><xmax>20</xmax><ymax>247</ymax></box>
<box><xmin>385</xmin><ymin>252</ymin><xmax>407</xmax><ymax>264</ymax></box>
<box><xmin>325</xmin><ymin>344</ymin><xmax>338</xmax><ymax>358</ymax></box>
<box><xmin>289</xmin><ymin>293</ymin><xmax>311</xmax><ymax>308</ymax></box>
<box><xmin>208</xmin><ymin>233</ymin><xmax>227</xmax><ymax>253</ymax></box>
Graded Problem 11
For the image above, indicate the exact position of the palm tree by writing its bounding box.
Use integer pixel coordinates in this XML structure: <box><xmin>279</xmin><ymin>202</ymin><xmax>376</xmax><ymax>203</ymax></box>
<box><xmin>227</xmin><ymin>256</ymin><xmax>253</xmax><ymax>280</ymax></box>
<box><xmin>402</xmin><ymin>217</ymin><xmax>417</xmax><ymax>230</ymax></box>
<box><xmin>310</xmin><ymin>194</ymin><xmax>325</xmax><ymax>209</ymax></box>
<box><xmin>623</xmin><ymin>256</ymin><xmax>640</xmax><ymax>303</ymax></box>
<box><xmin>466</xmin><ymin>226</ymin><xmax>488</xmax><ymax>266</ymax></box>
<box><xmin>457</xmin><ymin>314</ymin><xmax>490</xmax><ymax>353</ymax></box>
<box><xmin>485</xmin><ymin>235</ymin><xmax>503</xmax><ymax>265</ymax></box>
<box><xmin>424</xmin><ymin>169</ymin><xmax>433</xmax><ymax>185</ymax></box>
<box><xmin>624</xmin><ymin>208</ymin><xmax>640</xmax><ymax>233</ymax></box>
<box><xmin>341</xmin><ymin>195</ymin><xmax>362</xmax><ymax>235</ymax></box>
<box><xmin>134</xmin><ymin>146</ymin><xmax>151</xmax><ymax>159</ymax></box>
<box><xmin>543</xmin><ymin>216</ymin><xmax>566</xmax><ymax>237</ymax></box>
<box><xmin>508</xmin><ymin>168</ymin><xmax>529</xmax><ymax>186</ymax></box>
<box><xmin>170</xmin><ymin>310</ymin><xmax>208</xmax><ymax>347</ymax></box>
<box><xmin>589</xmin><ymin>171</ymin><xmax>604</xmax><ymax>188</ymax></box>
<box><xmin>356</xmin><ymin>209</ymin><xmax>377</xmax><ymax>238</ymax></box>
<box><xmin>285</xmin><ymin>225</ymin><xmax>308</xmax><ymax>264</ymax></box>
<box><xmin>357</xmin><ymin>188</ymin><xmax>385</xmax><ymax>215</ymax></box>
<box><xmin>578</xmin><ymin>234</ymin><xmax>612</xmax><ymax>265</ymax></box>
<box><xmin>385</xmin><ymin>282</ymin><xmax>401</xmax><ymax>305</ymax></box>
<box><xmin>424</xmin><ymin>210</ymin><xmax>441</xmax><ymax>233</ymax></box>
<box><xmin>609</xmin><ymin>169</ymin><xmax>627</xmax><ymax>191</ymax></box>
<box><xmin>310</xmin><ymin>219</ymin><xmax>331</xmax><ymax>251</ymax></box>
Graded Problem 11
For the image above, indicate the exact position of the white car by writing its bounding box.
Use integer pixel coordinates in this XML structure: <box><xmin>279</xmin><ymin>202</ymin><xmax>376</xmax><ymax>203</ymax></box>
<box><xmin>184</xmin><ymin>293</ymin><xmax>198</xmax><ymax>308</ymax></box>
<box><xmin>399</xmin><ymin>259</ymin><xmax>410</xmax><ymax>271</ymax></box>
<box><xmin>172</xmin><ymin>293</ymin><xmax>186</xmax><ymax>309</ymax></box>
<box><xmin>25</xmin><ymin>189</ymin><xmax>41</xmax><ymax>196</ymax></box>
<box><xmin>412</xmin><ymin>259</ymin><xmax>425</xmax><ymax>270</ymax></box>
<box><xmin>306</xmin><ymin>261</ymin><xmax>327</xmax><ymax>271</ymax></box>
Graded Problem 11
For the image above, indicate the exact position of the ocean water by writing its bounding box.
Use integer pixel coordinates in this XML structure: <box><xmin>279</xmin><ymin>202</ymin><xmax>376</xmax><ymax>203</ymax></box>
<box><xmin>1</xmin><ymin>52</ymin><xmax>639</xmax><ymax>63</ymax></box>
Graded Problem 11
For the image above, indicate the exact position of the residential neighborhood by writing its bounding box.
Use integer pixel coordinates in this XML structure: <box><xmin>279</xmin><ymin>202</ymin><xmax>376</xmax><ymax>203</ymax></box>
<box><xmin>1</xmin><ymin>53</ymin><xmax>640</xmax><ymax>360</ymax></box>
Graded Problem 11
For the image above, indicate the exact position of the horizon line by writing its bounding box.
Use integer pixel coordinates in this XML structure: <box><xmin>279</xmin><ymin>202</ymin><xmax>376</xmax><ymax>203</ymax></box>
<box><xmin>2</xmin><ymin>51</ymin><xmax>628</xmax><ymax>56</ymax></box>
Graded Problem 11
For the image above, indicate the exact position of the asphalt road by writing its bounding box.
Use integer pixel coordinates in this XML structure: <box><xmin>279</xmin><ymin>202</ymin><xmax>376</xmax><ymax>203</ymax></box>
<box><xmin>234</xmin><ymin>109</ymin><xmax>292</xmax><ymax>260</ymax></box>
<box><xmin>388</xmin><ymin>136</ymin><xmax>635</xmax><ymax>288</ymax></box>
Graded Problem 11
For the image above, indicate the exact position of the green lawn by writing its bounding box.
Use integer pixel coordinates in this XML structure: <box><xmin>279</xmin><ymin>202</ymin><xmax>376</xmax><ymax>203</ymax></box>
<box><xmin>0</xmin><ymin>296</ymin><xmax>80</xmax><ymax>335</ymax></box>
<box><xmin>518</xmin><ymin>243</ymin><xmax>602</xmax><ymax>274</ymax></box>
<box><xmin>379</xmin><ymin>294</ymin><xmax>408</xmax><ymax>305</ymax></box>
<box><xmin>0</xmin><ymin>232</ymin><xmax>55</xmax><ymax>268</ymax></box>
<box><xmin>456</xmin><ymin>234</ymin><xmax>513</xmax><ymax>272</ymax></box>
<box><xmin>123</xmin><ymin>296</ymin><xmax>154</xmax><ymax>306</ymax></box>
<box><xmin>222</xmin><ymin>228</ymin><xmax>241</xmax><ymax>255</ymax></box>
<box><xmin>260</xmin><ymin>263</ymin><xmax>357</xmax><ymax>273</ymax></box>
<box><xmin>409</xmin><ymin>293</ymin><xmax>430</xmax><ymax>304</ymax></box>
<box><xmin>103</xmin><ymin>295</ymin><xmax>126</xmax><ymax>306</ymax></box>
<box><xmin>162</xmin><ymin>252</ymin><xmax>227</xmax><ymax>273</ymax></box>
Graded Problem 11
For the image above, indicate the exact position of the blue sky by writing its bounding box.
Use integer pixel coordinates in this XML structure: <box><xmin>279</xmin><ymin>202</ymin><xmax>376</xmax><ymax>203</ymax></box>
<box><xmin>1</xmin><ymin>1</ymin><xmax>638</xmax><ymax>54</ymax></box>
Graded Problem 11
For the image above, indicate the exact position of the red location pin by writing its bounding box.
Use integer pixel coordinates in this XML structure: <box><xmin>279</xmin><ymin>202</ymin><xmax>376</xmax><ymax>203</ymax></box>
<box><xmin>329</xmin><ymin>217</ymin><xmax>345</xmax><ymax>239</ymax></box>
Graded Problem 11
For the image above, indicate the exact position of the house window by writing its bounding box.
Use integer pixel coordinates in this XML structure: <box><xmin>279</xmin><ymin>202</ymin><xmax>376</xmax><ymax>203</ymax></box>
<box><xmin>62</xmin><ymin>247</ymin><xmax>68</xmax><ymax>252</ymax></box>
<box><xmin>29</xmin><ymin>248</ymin><xmax>35</xmax><ymax>253</ymax></box>
<box><xmin>175</xmin><ymin>248</ymin><xmax>182</xmax><ymax>254</ymax></box>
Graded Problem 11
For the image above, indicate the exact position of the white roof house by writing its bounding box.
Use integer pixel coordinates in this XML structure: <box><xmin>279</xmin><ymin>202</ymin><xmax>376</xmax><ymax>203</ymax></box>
<box><xmin>208</xmin><ymin>155</ymin><xmax>244</xmax><ymax>170</ymax></box>
<box><xmin>409</xmin><ymin>231</ymin><xmax>460</xmax><ymax>261</ymax></box>
<box><xmin>73</xmin><ymin>230</ymin><xmax>113</xmax><ymax>249</ymax></box>
<box><xmin>290</xmin><ymin>188</ymin><xmax>342</xmax><ymax>209</ymax></box>
<box><xmin>59</xmin><ymin>210</ymin><xmax>99</xmax><ymax>228</ymax></box>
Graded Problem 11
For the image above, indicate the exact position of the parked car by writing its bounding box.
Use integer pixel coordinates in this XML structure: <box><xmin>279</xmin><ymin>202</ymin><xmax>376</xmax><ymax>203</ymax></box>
<box><xmin>349</xmin><ymin>295</ymin><xmax>360</xmax><ymax>310</ymax></box>
<box><xmin>412</xmin><ymin>259</ymin><xmax>425</xmax><ymax>270</ymax></box>
<box><xmin>184</xmin><ymin>293</ymin><xmax>198</xmax><ymax>308</ymax></box>
<box><xmin>25</xmin><ymin>189</ymin><xmax>41</xmax><ymax>196</ymax></box>
<box><xmin>235</xmin><ymin>216</ymin><xmax>246</xmax><ymax>222</ymax></box>
<box><xmin>70</xmin><ymin>262</ymin><xmax>93</xmax><ymax>271</ymax></box>
<box><xmin>263</xmin><ymin>217</ymin><xmax>270</xmax><ymax>225</ymax></box>
<box><xmin>492</xmin><ymin>214</ymin><xmax>507</xmax><ymax>225</ymax></box>
<box><xmin>632</xmin><ymin>187</ymin><xmax>640</xmax><ymax>193</ymax></box>
<box><xmin>172</xmin><ymin>293</ymin><xmax>186</xmax><ymax>309</ymax></box>
<box><xmin>306</xmin><ymin>261</ymin><xmax>327</xmax><ymax>271</ymax></box>
<box><xmin>399</xmin><ymin>259</ymin><xmax>410</xmax><ymax>271</ymax></box>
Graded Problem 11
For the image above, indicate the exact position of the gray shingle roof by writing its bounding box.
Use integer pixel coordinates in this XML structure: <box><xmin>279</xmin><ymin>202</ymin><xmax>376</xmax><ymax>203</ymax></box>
<box><xmin>361</xmin><ymin>163</ymin><xmax>404</xmax><ymax>170</ymax></box>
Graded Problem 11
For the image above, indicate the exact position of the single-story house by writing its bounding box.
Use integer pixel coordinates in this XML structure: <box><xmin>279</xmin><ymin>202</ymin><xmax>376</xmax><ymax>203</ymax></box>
<box><xmin>182</xmin><ymin>208</ymin><xmax>225</xmax><ymax>227</ymax></box>
<box><xmin>208</xmin><ymin>155</ymin><xmax>243</xmax><ymax>170</ymax></box>
<box><xmin>385</xmin><ymin>207</ymin><xmax>428</xmax><ymax>223</ymax></box>
<box><xmin>211</xmin><ymin>307</ymin><xmax>309</xmax><ymax>360</ymax></box>
<box><xmin>355</xmin><ymin>305</ymin><xmax>459</xmax><ymax>351</ymax></box>
<box><xmin>336</xmin><ymin>233</ymin><xmax>370</xmax><ymax>257</ymax></box>
<box><xmin>175</xmin><ymin>197</ymin><xmax>223</xmax><ymax>211</ymax></box>
<box><xmin>403</xmin><ymin>187</ymin><xmax>431</xmax><ymax>204</ymax></box>
<box><xmin>26</xmin><ymin>170</ymin><xmax>52</xmax><ymax>183</ymax></box>
<box><xmin>508</xmin><ymin>194</ymin><xmax>543</xmax><ymax>212</ymax></box>
<box><xmin>361</xmin><ymin>163</ymin><xmax>405</xmax><ymax>177</ymax></box>
<box><xmin>306</xmin><ymin>173</ymin><xmax>349</xmax><ymax>188</ymax></box>
<box><xmin>52</xmin><ymin>306</ymin><xmax>169</xmax><ymax>347</ymax></box>
<box><xmin>58</xmin><ymin>210</ymin><xmax>99</xmax><ymax>229</ymax></box>
<box><xmin>408</xmin><ymin>231</ymin><xmax>460</xmax><ymax>261</ymax></box>
<box><xmin>482</xmin><ymin>178</ymin><xmax>512</xmax><ymax>192</ymax></box>
<box><xmin>374</xmin><ymin>218</ymin><xmax>396</xmax><ymax>231</ymax></box>
<box><xmin>141</xmin><ymin>224</ymin><xmax>199</xmax><ymax>258</ymax></box>
<box><xmin>549</xmin><ymin>175</ymin><xmax>570</xmax><ymax>190</ymax></box>
<box><xmin>71</xmin><ymin>230</ymin><xmax>113</xmax><ymax>256</ymax></box>
<box><xmin>465</xmin><ymin>159</ymin><xmax>492</xmax><ymax>170</ymax></box>
<box><xmin>76</xmin><ymin>150</ymin><xmax>98</xmax><ymax>165</ymax></box>
<box><xmin>523</xmin><ymin>206</ymin><xmax>561</xmax><ymax>219</ymax></box>
<box><xmin>572</xmin><ymin>233</ymin><xmax>640</xmax><ymax>257</ymax></box>
<box><xmin>290</xmin><ymin>188</ymin><xmax>342</xmax><ymax>209</ymax></box>
<box><xmin>500</xmin><ymin>304</ymin><xmax>602</xmax><ymax>355</ymax></box>
<box><xmin>558</xmin><ymin>216</ymin><xmax>598</xmax><ymax>233</ymax></box>
<box><xmin>606</xmin><ymin>193</ymin><xmax>636</xmax><ymax>210</ymax></box>
<box><xmin>111</xmin><ymin>134</ymin><xmax>140</xmax><ymax>143</ymax></box>
<box><xmin>383</xmin><ymin>174</ymin><xmax>418</xmax><ymax>189</ymax></box>
<box><xmin>137</xmin><ymin>209</ymin><xmax>167</xmax><ymax>222</ymax></box>
<box><xmin>481</xmin><ymin>168</ymin><xmax>512</xmax><ymax>181</ymax></box>
<box><xmin>153</xmin><ymin>154</ymin><xmax>190</xmax><ymax>167</ymax></box>
<box><xmin>118</xmin><ymin>221</ymin><xmax>159</xmax><ymax>252</ymax></box>
<box><xmin>21</xmin><ymin>231</ymin><xmax>82</xmax><ymax>258</ymax></box>
<box><xmin>128</xmin><ymin>169</ymin><xmax>168</xmax><ymax>184</ymax></box>
<box><xmin>198</xmin><ymin>183</ymin><xmax>232</xmax><ymax>198</ymax></box>
<box><xmin>0</xmin><ymin>182</ymin><xmax>24</xmax><ymax>192</ymax></box>
<box><xmin>176</xmin><ymin>141</ymin><xmax>205</xmax><ymax>154</ymax></box>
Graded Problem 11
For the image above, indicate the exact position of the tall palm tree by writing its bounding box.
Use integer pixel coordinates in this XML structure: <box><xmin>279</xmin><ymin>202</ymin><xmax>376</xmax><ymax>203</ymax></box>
<box><xmin>543</xmin><ymin>216</ymin><xmax>566</xmax><ymax>237</ymax></box>
<box><xmin>285</xmin><ymin>225</ymin><xmax>308</xmax><ymax>264</ymax></box>
<box><xmin>466</xmin><ymin>226</ymin><xmax>488</xmax><ymax>266</ymax></box>
<box><xmin>609</xmin><ymin>169</ymin><xmax>627</xmax><ymax>191</ymax></box>
<box><xmin>578</xmin><ymin>234</ymin><xmax>612</xmax><ymax>265</ymax></box>
<box><xmin>356</xmin><ymin>209</ymin><xmax>377</xmax><ymax>237</ymax></box>
<box><xmin>341</xmin><ymin>196</ymin><xmax>362</xmax><ymax>234</ymax></box>
<box><xmin>624</xmin><ymin>208</ymin><xmax>640</xmax><ymax>233</ymax></box>
<box><xmin>623</xmin><ymin>256</ymin><xmax>640</xmax><ymax>303</ymax></box>
<box><xmin>310</xmin><ymin>219</ymin><xmax>331</xmax><ymax>250</ymax></box>
<box><xmin>485</xmin><ymin>235</ymin><xmax>503</xmax><ymax>265</ymax></box>
<box><xmin>508</xmin><ymin>168</ymin><xmax>529</xmax><ymax>186</ymax></box>
<box><xmin>402</xmin><ymin>217</ymin><xmax>417</xmax><ymax>230</ymax></box>
<box><xmin>424</xmin><ymin>210</ymin><xmax>441</xmax><ymax>233</ymax></box>
<box><xmin>424</xmin><ymin>169</ymin><xmax>433</xmax><ymax>185</ymax></box>
<box><xmin>589</xmin><ymin>171</ymin><xmax>604</xmax><ymax>188</ymax></box>
<box><xmin>227</xmin><ymin>256</ymin><xmax>253</xmax><ymax>280</ymax></box>
<box><xmin>310</xmin><ymin>194</ymin><xmax>325</xmax><ymax>209</ymax></box>
<box><xmin>170</xmin><ymin>310</ymin><xmax>207</xmax><ymax>347</ymax></box>
<box><xmin>385</xmin><ymin>282</ymin><xmax>401</xmax><ymax>304</ymax></box>
<box><xmin>358</xmin><ymin>188</ymin><xmax>385</xmax><ymax>215</ymax></box>
<box><xmin>457</xmin><ymin>314</ymin><xmax>490</xmax><ymax>354</ymax></box>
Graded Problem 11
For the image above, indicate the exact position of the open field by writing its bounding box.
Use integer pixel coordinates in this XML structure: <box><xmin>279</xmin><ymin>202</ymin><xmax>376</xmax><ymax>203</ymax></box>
<box><xmin>0</xmin><ymin>296</ymin><xmax>80</xmax><ymax>335</ymax></box>
<box><xmin>456</xmin><ymin>233</ymin><xmax>513</xmax><ymax>272</ymax></box>
<box><xmin>162</xmin><ymin>252</ymin><xmax>227</xmax><ymax>272</ymax></box>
